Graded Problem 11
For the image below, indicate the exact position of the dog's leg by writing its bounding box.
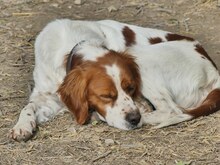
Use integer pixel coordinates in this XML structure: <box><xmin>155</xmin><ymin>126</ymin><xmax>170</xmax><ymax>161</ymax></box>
<box><xmin>141</xmin><ymin>106</ymin><xmax>192</xmax><ymax>128</ymax></box>
<box><xmin>140</xmin><ymin>97</ymin><xmax>193</xmax><ymax>128</ymax></box>
<box><xmin>9</xmin><ymin>102</ymin><xmax>37</xmax><ymax>141</ymax></box>
<box><xmin>134</xmin><ymin>95</ymin><xmax>176</xmax><ymax>126</ymax></box>
<box><xmin>153</xmin><ymin>113</ymin><xmax>192</xmax><ymax>128</ymax></box>
<box><xmin>141</xmin><ymin>110</ymin><xmax>171</xmax><ymax>126</ymax></box>
<box><xmin>140</xmin><ymin>86</ymin><xmax>193</xmax><ymax>127</ymax></box>
<box><xmin>135</xmin><ymin>96</ymin><xmax>160</xmax><ymax>126</ymax></box>
<box><xmin>9</xmin><ymin>90</ymin><xmax>63</xmax><ymax>141</ymax></box>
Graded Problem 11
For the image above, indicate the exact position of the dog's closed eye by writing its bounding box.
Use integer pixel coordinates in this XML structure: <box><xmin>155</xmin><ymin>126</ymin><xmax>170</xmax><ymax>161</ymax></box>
<box><xmin>99</xmin><ymin>94</ymin><xmax>117</xmax><ymax>102</ymax></box>
<box><xmin>126</xmin><ymin>85</ymin><xmax>135</xmax><ymax>94</ymax></box>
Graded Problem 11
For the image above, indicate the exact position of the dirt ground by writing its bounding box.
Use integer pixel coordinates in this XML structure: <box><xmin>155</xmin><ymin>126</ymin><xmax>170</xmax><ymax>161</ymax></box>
<box><xmin>0</xmin><ymin>0</ymin><xmax>220</xmax><ymax>164</ymax></box>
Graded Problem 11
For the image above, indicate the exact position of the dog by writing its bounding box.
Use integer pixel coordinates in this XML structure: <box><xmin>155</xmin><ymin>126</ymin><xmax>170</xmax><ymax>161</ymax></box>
<box><xmin>9</xmin><ymin>19</ymin><xmax>220</xmax><ymax>141</ymax></box>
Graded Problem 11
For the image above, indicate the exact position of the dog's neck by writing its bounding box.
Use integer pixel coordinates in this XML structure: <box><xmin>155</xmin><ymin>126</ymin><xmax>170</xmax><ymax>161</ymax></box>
<box><xmin>66</xmin><ymin>40</ymin><xmax>86</xmax><ymax>74</ymax></box>
<box><xmin>66</xmin><ymin>40</ymin><xmax>109</xmax><ymax>74</ymax></box>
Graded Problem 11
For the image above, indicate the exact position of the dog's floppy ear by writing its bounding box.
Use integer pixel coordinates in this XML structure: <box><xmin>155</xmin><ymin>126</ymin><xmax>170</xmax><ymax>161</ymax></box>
<box><xmin>58</xmin><ymin>68</ymin><xmax>89</xmax><ymax>124</ymax></box>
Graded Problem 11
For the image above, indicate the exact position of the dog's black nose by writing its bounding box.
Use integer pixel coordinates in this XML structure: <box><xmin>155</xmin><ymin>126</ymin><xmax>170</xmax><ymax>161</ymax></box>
<box><xmin>125</xmin><ymin>111</ymin><xmax>141</xmax><ymax>126</ymax></box>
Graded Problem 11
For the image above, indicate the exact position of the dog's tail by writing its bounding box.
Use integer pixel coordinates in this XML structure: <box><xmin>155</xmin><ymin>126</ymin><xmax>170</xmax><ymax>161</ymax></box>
<box><xmin>185</xmin><ymin>88</ymin><xmax>220</xmax><ymax>118</ymax></box>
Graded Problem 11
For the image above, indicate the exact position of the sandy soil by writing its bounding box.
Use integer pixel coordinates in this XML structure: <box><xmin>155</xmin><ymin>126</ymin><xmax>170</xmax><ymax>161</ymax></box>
<box><xmin>0</xmin><ymin>0</ymin><xmax>220</xmax><ymax>164</ymax></box>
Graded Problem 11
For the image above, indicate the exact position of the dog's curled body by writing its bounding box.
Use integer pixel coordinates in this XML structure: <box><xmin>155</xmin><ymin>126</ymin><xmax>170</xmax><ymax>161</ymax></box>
<box><xmin>9</xmin><ymin>19</ymin><xmax>220</xmax><ymax>141</ymax></box>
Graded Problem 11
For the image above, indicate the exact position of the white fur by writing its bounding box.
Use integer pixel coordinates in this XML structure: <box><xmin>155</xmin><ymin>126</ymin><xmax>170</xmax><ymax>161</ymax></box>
<box><xmin>10</xmin><ymin>19</ymin><xmax>220</xmax><ymax>141</ymax></box>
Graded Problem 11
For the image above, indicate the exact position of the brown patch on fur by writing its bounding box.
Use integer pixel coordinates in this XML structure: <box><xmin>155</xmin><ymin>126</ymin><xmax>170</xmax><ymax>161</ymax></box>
<box><xmin>148</xmin><ymin>37</ymin><xmax>163</xmax><ymax>44</ymax></box>
<box><xmin>58</xmin><ymin>51</ymin><xmax>141</xmax><ymax>124</ymax></box>
<box><xmin>166</xmin><ymin>33</ymin><xmax>195</xmax><ymax>41</ymax></box>
<box><xmin>27</xmin><ymin>113</ymin><xmax>31</xmax><ymax>116</ymax></box>
<box><xmin>122</xmin><ymin>26</ymin><xmax>136</xmax><ymax>47</ymax></box>
<box><xmin>186</xmin><ymin>89</ymin><xmax>220</xmax><ymax>117</ymax></box>
<box><xmin>195</xmin><ymin>44</ymin><xmax>217</xmax><ymax>69</ymax></box>
<box><xmin>97</xmin><ymin>51</ymin><xmax>141</xmax><ymax>98</ymax></box>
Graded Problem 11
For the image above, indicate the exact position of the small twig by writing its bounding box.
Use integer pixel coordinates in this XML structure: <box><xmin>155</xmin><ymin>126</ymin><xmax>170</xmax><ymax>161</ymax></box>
<box><xmin>10</xmin><ymin>63</ymin><xmax>25</xmax><ymax>67</ymax></box>
<box><xmin>156</xmin><ymin>8</ymin><xmax>173</xmax><ymax>14</ymax></box>
<box><xmin>75</xmin><ymin>146</ymin><xmax>91</xmax><ymax>150</ymax></box>
<box><xmin>0</xmin><ymin>25</ymin><xmax>11</xmax><ymax>30</ymax></box>
<box><xmin>0</xmin><ymin>141</ymin><xmax>9</xmax><ymax>145</ymax></box>
<box><xmin>92</xmin><ymin>151</ymin><xmax>112</xmax><ymax>162</ymax></box>
<box><xmin>11</xmin><ymin>45</ymin><xmax>26</xmax><ymax>52</ymax></box>
<box><xmin>120</xmin><ymin>3</ymin><xmax>148</xmax><ymax>9</ymax></box>
<box><xmin>140</xmin><ymin>149</ymin><xmax>148</xmax><ymax>158</ymax></box>
<box><xmin>134</xmin><ymin>3</ymin><xmax>146</xmax><ymax>16</ymax></box>
<box><xmin>12</xmin><ymin>12</ymin><xmax>37</xmax><ymax>16</ymax></box>
<box><xmin>217</xmin><ymin>0</ymin><xmax>220</xmax><ymax>7</ymax></box>
<box><xmin>119</xmin><ymin>18</ymin><xmax>140</xmax><ymax>23</ymax></box>
<box><xmin>183</xmin><ymin>18</ymin><xmax>190</xmax><ymax>32</ymax></box>
<box><xmin>0</xmin><ymin>95</ymin><xmax>26</xmax><ymax>101</ymax></box>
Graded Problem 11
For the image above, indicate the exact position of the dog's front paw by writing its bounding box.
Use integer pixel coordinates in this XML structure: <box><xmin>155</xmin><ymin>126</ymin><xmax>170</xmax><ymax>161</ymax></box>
<box><xmin>9</xmin><ymin>121</ymin><xmax>36</xmax><ymax>142</ymax></box>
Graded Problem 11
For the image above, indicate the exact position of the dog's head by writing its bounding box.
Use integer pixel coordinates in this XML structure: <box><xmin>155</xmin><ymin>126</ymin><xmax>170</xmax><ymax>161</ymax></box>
<box><xmin>58</xmin><ymin>45</ymin><xmax>142</xmax><ymax>130</ymax></box>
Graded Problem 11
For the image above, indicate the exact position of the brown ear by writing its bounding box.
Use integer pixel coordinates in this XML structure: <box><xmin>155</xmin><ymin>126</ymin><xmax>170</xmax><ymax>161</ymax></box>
<box><xmin>58</xmin><ymin>68</ymin><xmax>89</xmax><ymax>124</ymax></box>
<box><xmin>125</xmin><ymin>55</ymin><xmax>142</xmax><ymax>98</ymax></box>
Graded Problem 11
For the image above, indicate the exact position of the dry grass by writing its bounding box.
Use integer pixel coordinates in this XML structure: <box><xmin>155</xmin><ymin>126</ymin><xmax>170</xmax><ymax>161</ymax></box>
<box><xmin>0</xmin><ymin>0</ymin><xmax>220</xmax><ymax>164</ymax></box>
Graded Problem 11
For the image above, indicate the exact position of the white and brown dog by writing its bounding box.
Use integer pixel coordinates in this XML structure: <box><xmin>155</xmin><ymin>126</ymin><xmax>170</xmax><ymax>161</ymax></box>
<box><xmin>9</xmin><ymin>19</ymin><xmax>220</xmax><ymax>141</ymax></box>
